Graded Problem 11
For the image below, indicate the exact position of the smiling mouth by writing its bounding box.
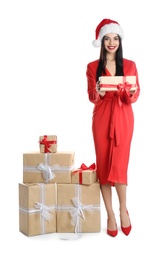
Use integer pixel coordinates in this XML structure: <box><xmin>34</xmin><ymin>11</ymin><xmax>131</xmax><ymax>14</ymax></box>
<box><xmin>108</xmin><ymin>46</ymin><xmax>116</xmax><ymax>50</ymax></box>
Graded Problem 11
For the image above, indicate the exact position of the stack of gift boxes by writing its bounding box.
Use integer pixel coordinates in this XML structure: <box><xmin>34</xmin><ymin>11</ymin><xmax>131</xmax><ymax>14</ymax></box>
<box><xmin>19</xmin><ymin>135</ymin><xmax>101</xmax><ymax>236</ymax></box>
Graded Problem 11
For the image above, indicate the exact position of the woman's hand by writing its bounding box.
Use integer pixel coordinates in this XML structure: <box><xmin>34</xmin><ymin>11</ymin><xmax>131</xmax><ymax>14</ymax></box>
<box><xmin>96</xmin><ymin>81</ymin><xmax>106</xmax><ymax>97</ymax></box>
<box><xmin>129</xmin><ymin>85</ymin><xmax>138</xmax><ymax>95</ymax></box>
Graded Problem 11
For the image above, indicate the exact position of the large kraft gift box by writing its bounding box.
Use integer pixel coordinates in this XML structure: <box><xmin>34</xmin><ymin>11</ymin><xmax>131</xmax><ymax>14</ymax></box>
<box><xmin>39</xmin><ymin>135</ymin><xmax>57</xmax><ymax>153</ymax></box>
<box><xmin>71</xmin><ymin>163</ymin><xmax>98</xmax><ymax>185</ymax></box>
<box><xmin>19</xmin><ymin>183</ymin><xmax>57</xmax><ymax>236</ymax></box>
<box><xmin>56</xmin><ymin>182</ymin><xmax>101</xmax><ymax>233</ymax></box>
<box><xmin>23</xmin><ymin>151</ymin><xmax>75</xmax><ymax>183</ymax></box>
<box><xmin>99</xmin><ymin>76</ymin><xmax>136</xmax><ymax>91</ymax></box>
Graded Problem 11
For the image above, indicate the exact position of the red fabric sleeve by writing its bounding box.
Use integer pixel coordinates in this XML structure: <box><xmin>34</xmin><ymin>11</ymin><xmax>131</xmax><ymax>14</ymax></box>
<box><xmin>86</xmin><ymin>63</ymin><xmax>103</xmax><ymax>104</ymax></box>
<box><xmin>121</xmin><ymin>61</ymin><xmax>140</xmax><ymax>104</ymax></box>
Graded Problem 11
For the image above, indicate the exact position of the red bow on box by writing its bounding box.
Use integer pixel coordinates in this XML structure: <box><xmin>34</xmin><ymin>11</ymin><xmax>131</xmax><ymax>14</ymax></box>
<box><xmin>117</xmin><ymin>82</ymin><xmax>134</xmax><ymax>106</ymax></box>
<box><xmin>39</xmin><ymin>135</ymin><xmax>57</xmax><ymax>153</ymax></box>
<box><xmin>73</xmin><ymin>163</ymin><xmax>96</xmax><ymax>184</ymax></box>
<box><xmin>78</xmin><ymin>163</ymin><xmax>96</xmax><ymax>171</ymax></box>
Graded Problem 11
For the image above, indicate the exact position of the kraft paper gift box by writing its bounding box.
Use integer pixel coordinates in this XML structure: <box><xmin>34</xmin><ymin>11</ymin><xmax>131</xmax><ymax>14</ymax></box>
<box><xmin>56</xmin><ymin>183</ymin><xmax>101</xmax><ymax>233</ymax></box>
<box><xmin>71</xmin><ymin>163</ymin><xmax>98</xmax><ymax>185</ymax></box>
<box><xmin>99</xmin><ymin>76</ymin><xmax>137</xmax><ymax>91</ymax></box>
<box><xmin>19</xmin><ymin>183</ymin><xmax>57</xmax><ymax>236</ymax></box>
<box><xmin>39</xmin><ymin>135</ymin><xmax>57</xmax><ymax>153</ymax></box>
<box><xmin>23</xmin><ymin>151</ymin><xmax>75</xmax><ymax>184</ymax></box>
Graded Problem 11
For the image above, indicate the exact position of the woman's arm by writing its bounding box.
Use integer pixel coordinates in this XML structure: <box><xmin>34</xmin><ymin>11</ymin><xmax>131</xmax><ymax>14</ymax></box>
<box><xmin>122</xmin><ymin>62</ymin><xmax>140</xmax><ymax>104</ymax></box>
<box><xmin>86</xmin><ymin>63</ymin><xmax>104</xmax><ymax>104</ymax></box>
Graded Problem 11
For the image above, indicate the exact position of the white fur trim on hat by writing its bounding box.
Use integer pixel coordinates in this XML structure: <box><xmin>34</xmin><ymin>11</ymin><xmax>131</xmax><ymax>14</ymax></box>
<box><xmin>92</xmin><ymin>23</ymin><xmax>124</xmax><ymax>48</ymax></box>
<box><xmin>92</xmin><ymin>39</ymin><xmax>101</xmax><ymax>47</ymax></box>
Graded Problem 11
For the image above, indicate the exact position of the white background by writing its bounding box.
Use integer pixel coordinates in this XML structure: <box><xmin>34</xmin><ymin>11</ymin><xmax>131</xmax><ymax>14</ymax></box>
<box><xmin>0</xmin><ymin>0</ymin><xmax>160</xmax><ymax>259</ymax></box>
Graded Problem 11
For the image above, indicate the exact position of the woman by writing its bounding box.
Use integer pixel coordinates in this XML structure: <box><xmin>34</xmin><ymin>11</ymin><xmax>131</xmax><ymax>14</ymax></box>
<box><xmin>86</xmin><ymin>19</ymin><xmax>140</xmax><ymax>237</ymax></box>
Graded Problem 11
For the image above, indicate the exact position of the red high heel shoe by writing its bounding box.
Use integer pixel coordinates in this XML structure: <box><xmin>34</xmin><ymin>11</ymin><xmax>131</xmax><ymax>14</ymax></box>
<box><xmin>107</xmin><ymin>220</ymin><xmax>118</xmax><ymax>237</ymax></box>
<box><xmin>107</xmin><ymin>228</ymin><xmax>118</xmax><ymax>237</ymax></box>
<box><xmin>121</xmin><ymin>211</ymin><xmax>131</xmax><ymax>236</ymax></box>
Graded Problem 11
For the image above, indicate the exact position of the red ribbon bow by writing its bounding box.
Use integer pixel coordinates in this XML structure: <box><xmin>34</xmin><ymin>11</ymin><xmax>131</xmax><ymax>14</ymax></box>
<box><xmin>79</xmin><ymin>163</ymin><xmax>96</xmax><ymax>171</ymax></box>
<box><xmin>117</xmin><ymin>82</ymin><xmax>132</xmax><ymax>106</ymax></box>
<box><xmin>39</xmin><ymin>135</ymin><xmax>57</xmax><ymax>153</ymax></box>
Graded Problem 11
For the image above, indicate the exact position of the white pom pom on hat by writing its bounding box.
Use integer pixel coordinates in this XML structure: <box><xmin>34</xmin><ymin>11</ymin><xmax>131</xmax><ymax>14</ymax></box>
<box><xmin>92</xmin><ymin>18</ymin><xmax>124</xmax><ymax>47</ymax></box>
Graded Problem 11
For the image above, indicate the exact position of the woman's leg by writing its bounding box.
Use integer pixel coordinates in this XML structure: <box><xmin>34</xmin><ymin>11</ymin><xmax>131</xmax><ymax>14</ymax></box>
<box><xmin>115</xmin><ymin>183</ymin><xmax>131</xmax><ymax>228</ymax></box>
<box><xmin>100</xmin><ymin>183</ymin><xmax>117</xmax><ymax>230</ymax></box>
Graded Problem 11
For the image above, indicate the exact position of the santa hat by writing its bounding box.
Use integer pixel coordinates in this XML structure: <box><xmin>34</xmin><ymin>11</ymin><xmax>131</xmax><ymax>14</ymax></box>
<box><xmin>92</xmin><ymin>19</ymin><xmax>124</xmax><ymax>47</ymax></box>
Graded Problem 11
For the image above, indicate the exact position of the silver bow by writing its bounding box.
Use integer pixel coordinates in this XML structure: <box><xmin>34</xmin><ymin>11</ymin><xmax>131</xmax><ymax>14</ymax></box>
<box><xmin>69</xmin><ymin>197</ymin><xmax>85</xmax><ymax>232</ymax></box>
<box><xmin>37</xmin><ymin>163</ymin><xmax>55</xmax><ymax>182</ymax></box>
<box><xmin>34</xmin><ymin>202</ymin><xmax>53</xmax><ymax>221</ymax></box>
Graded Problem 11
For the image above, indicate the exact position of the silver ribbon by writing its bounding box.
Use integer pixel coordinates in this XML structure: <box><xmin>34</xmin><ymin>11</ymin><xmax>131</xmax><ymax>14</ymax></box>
<box><xmin>19</xmin><ymin>183</ymin><xmax>56</xmax><ymax>234</ymax></box>
<box><xmin>37</xmin><ymin>163</ymin><xmax>55</xmax><ymax>182</ymax></box>
<box><xmin>34</xmin><ymin>202</ymin><xmax>53</xmax><ymax>221</ymax></box>
<box><xmin>57</xmin><ymin>184</ymin><xmax>100</xmax><ymax>234</ymax></box>
<box><xmin>23</xmin><ymin>153</ymin><xmax>75</xmax><ymax>183</ymax></box>
<box><xmin>70</xmin><ymin>197</ymin><xmax>85</xmax><ymax>233</ymax></box>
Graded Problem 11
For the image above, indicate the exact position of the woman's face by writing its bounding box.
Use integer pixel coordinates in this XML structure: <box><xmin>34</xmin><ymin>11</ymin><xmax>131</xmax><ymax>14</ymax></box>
<box><xmin>104</xmin><ymin>33</ymin><xmax>120</xmax><ymax>54</ymax></box>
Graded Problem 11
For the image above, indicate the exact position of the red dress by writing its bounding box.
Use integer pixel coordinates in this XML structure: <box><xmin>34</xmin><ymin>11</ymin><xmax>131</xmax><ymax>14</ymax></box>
<box><xmin>86</xmin><ymin>58</ymin><xmax>140</xmax><ymax>185</ymax></box>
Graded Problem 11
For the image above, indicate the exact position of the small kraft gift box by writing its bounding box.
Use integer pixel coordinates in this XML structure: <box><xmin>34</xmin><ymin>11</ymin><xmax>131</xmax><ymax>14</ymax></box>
<box><xmin>39</xmin><ymin>135</ymin><xmax>57</xmax><ymax>153</ymax></box>
<box><xmin>71</xmin><ymin>163</ymin><xmax>97</xmax><ymax>185</ymax></box>
<box><xmin>19</xmin><ymin>183</ymin><xmax>57</xmax><ymax>236</ymax></box>
<box><xmin>56</xmin><ymin>182</ymin><xmax>101</xmax><ymax>233</ymax></box>
<box><xmin>99</xmin><ymin>75</ymin><xmax>137</xmax><ymax>92</ymax></box>
<box><xmin>23</xmin><ymin>151</ymin><xmax>75</xmax><ymax>184</ymax></box>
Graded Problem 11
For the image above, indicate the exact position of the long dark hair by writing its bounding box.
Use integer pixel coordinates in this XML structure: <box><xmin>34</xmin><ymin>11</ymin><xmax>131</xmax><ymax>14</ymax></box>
<box><xmin>96</xmin><ymin>35</ymin><xmax>124</xmax><ymax>81</ymax></box>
